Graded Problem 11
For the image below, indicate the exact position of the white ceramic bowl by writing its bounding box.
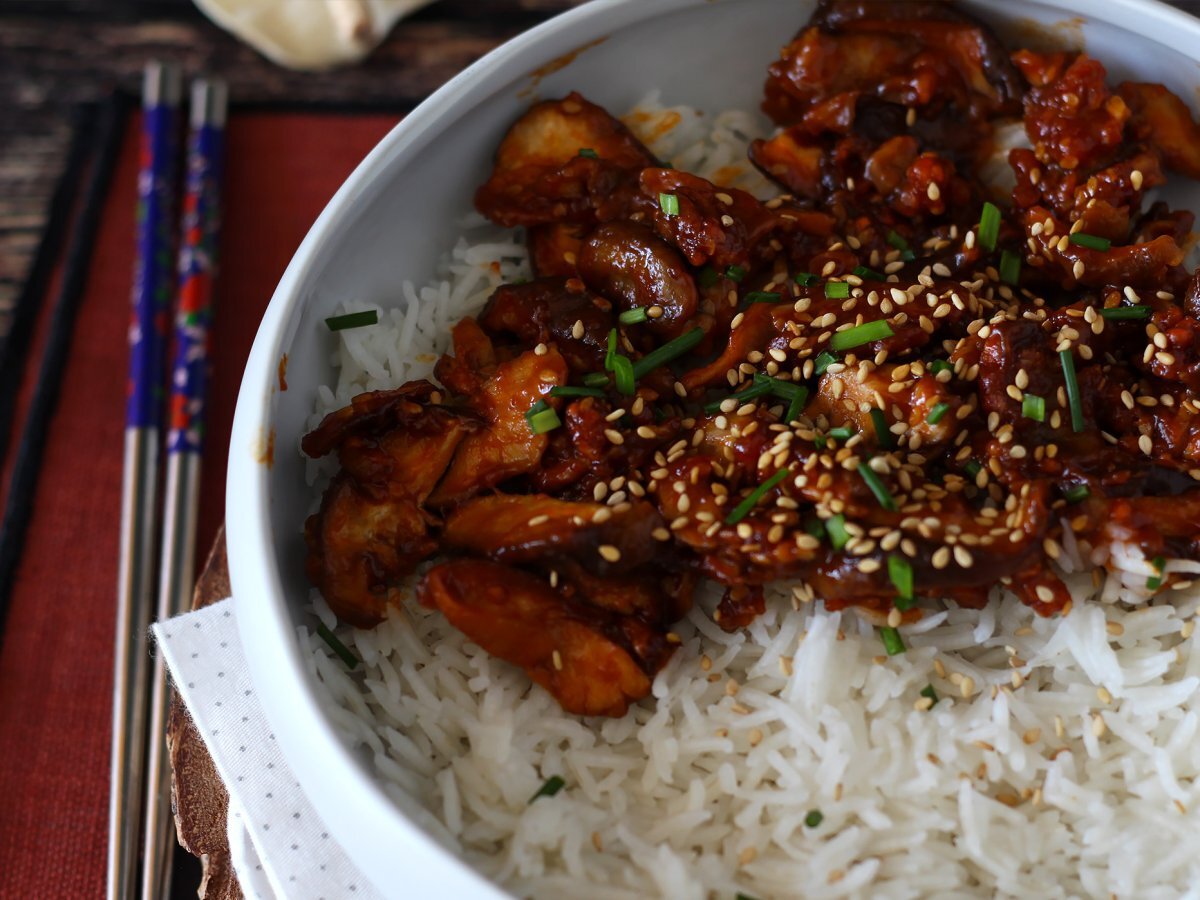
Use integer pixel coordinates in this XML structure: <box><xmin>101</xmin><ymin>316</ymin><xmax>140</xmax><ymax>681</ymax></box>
<box><xmin>227</xmin><ymin>0</ymin><xmax>1200</xmax><ymax>894</ymax></box>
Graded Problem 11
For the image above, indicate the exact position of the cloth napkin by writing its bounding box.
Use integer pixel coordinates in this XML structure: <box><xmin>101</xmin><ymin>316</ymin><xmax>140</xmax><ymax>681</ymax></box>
<box><xmin>153</xmin><ymin>600</ymin><xmax>384</xmax><ymax>899</ymax></box>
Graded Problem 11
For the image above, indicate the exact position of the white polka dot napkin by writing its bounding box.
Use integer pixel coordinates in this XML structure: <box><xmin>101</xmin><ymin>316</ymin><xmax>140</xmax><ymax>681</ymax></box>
<box><xmin>153</xmin><ymin>599</ymin><xmax>384</xmax><ymax>899</ymax></box>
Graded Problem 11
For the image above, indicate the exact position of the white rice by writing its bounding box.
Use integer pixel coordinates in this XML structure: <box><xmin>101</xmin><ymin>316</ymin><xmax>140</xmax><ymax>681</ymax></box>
<box><xmin>300</xmin><ymin>97</ymin><xmax>1200</xmax><ymax>898</ymax></box>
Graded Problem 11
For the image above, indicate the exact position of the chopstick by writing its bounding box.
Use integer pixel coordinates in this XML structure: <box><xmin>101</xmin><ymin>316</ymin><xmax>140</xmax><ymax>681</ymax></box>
<box><xmin>110</xmin><ymin>61</ymin><xmax>182</xmax><ymax>900</ymax></box>
<box><xmin>141</xmin><ymin>77</ymin><xmax>229</xmax><ymax>900</ymax></box>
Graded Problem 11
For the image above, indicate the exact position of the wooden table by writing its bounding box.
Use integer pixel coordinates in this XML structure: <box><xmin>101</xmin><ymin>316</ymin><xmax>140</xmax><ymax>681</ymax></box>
<box><xmin>0</xmin><ymin>0</ymin><xmax>582</xmax><ymax>330</ymax></box>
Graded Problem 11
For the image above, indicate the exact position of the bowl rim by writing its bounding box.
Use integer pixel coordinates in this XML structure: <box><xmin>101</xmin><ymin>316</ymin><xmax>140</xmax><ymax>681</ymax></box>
<box><xmin>226</xmin><ymin>0</ymin><xmax>1200</xmax><ymax>895</ymax></box>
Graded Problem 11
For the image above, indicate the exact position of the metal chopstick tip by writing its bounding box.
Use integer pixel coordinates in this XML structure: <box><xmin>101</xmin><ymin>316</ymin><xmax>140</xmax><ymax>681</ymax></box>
<box><xmin>142</xmin><ymin>60</ymin><xmax>183</xmax><ymax>108</ymax></box>
<box><xmin>190</xmin><ymin>78</ymin><xmax>229</xmax><ymax>130</ymax></box>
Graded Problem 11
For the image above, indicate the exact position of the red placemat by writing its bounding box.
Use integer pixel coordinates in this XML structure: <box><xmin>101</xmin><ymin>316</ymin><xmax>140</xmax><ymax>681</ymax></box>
<box><xmin>0</xmin><ymin>108</ymin><xmax>399</xmax><ymax>898</ymax></box>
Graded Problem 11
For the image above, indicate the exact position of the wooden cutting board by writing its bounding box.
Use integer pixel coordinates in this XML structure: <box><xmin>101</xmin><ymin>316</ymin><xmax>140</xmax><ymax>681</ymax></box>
<box><xmin>167</xmin><ymin>526</ymin><xmax>242</xmax><ymax>899</ymax></box>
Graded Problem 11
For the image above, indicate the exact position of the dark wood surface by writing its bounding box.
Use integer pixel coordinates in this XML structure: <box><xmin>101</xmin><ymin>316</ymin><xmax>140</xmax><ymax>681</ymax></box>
<box><xmin>0</xmin><ymin>0</ymin><xmax>583</xmax><ymax>335</ymax></box>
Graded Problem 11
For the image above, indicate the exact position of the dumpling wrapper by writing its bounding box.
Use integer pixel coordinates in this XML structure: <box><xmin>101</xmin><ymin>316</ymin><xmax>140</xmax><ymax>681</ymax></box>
<box><xmin>191</xmin><ymin>0</ymin><xmax>436</xmax><ymax>70</ymax></box>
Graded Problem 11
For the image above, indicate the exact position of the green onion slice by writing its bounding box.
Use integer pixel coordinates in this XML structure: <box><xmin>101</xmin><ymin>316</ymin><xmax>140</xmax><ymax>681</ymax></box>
<box><xmin>726</xmin><ymin>265</ymin><xmax>747</xmax><ymax>282</ymax></box>
<box><xmin>325</xmin><ymin>310</ymin><xmax>378</xmax><ymax>331</ymax></box>
<box><xmin>1069</xmin><ymin>232</ymin><xmax>1111</xmax><ymax>252</ymax></box>
<box><xmin>889</xmin><ymin>555</ymin><xmax>914</xmax><ymax>601</ymax></box>
<box><xmin>1022</xmin><ymin>393</ymin><xmax>1045</xmax><ymax>422</ymax></box>
<box><xmin>1063</xmin><ymin>484</ymin><xmax>1090</xmax><ymax>503</ymax></box>
<box><xmin>612</xmin><ymin>355</ymin><xmax>636</xmax><ymax>395</ymax></box>
<box><xmin>804</xmin><ymin>809</ymin><xmax>824</xmax><ymax>828</ymax></box>
<box><xmin>853</xmin><ymin>265</ymin><xmax>886</xmax><ymax>281</ymax></box>
<box><xmin>826</xmin><ymin>514</ymin><xmax>850</xmax><ymax>551</ymax></box>
<box><xmin>315</xmin><ymin>621</ymin><xmax>359</xmax><ymax>669</ymax></box>
<box><xmin>804</xmin><ymin>517</ymin><xmax>826</xmax><ymax>541</ymax></box>
<box><xmin>929</xmin><ymin>360</ymin><xmax>953</xmax><ymax>375</ymax></box>
<box><xmin>1147</xmin><ymin>555</ymin><xmax>1167</xmax><ymax>590</ymax></box>
<box><xmin>550</xmin><ymin>385</ymin><xmax>605</xmax><ymax>399</ymax></box>
<box><xmin>530</xmin><ymin>776</ymin><xmax>566</xmax><ymax>802</ymax></box>
<box><xmin>725</xmin><ymin>468</ymin><xmax>789</xmax><ymax>525</ymax></box>
<box><xmin>999</xmin><ymin>249</ymin><xmax>1022</xmax><ymax>286</ymax></box>
<box><xmin>604</xmin><ymin>328</ymin><xmax>618</xmax><ymax>371</ymax></box>
<box><xmin>830</xmin><ymin>320</ymin><xmax>895</xmax><ymax>351</ymax></box>
<box><xmin>829</xmin><ymin>426</ymin><xmax>854</xmax><ymax>441</ymax></box>
<box><xmin>577</xmin><ymin>148</ymin><xmax>599</xmax><ymax>159</ymax></box>
<box><xmin>582</xmin><ymin>372</ymin><xmax>610</xmax><ymax>388</ymax></box>
<box><xmin>785</xmin><ymin>392</ymin><xmax>805</xmax><ymax>424</ymax></box>
<box><xmin>886</xmin><ymin>230</ymin><xmax>909</xmax><ymax>252</ymax></box>
<box><xmin>1099</xmin><ymin>305</ymin><xmax>1150</xmax><ymax>320</ymax></box>
<box><xmin>920</xmin><ymin>684</ymin><xmax>939</xmax><ymax>706</ymax></box>
<box><xmin>659</xmin><ymin>192</ymin><xmax>680</xmax><ymax>216</ymax></box>
<box><xmin>619</xmin><ymin>307</ymin><xmax>649</xmax><ymax>325</ymax></box>
<box><xmin>1059</xmin><ymin>350</ymin><xmax>1085</xmax><ymax>433</ymax></box>
<box><xmin>814</xmin><ymin>351</ymin><xmax>839</xmax><ymax>375</ymax></box>
<box><xmin>964</xmin><ymin>460</ymin><xmax>983</xmax><ymax>478</ymax></box>
<box><xmin>697</xmin><ymin>266</ymin><xmax>719</xmax><ymax>288</ymax></box>
<box><xmin>926</xmin><ymin>402</ymin><xmax>951</xmax><ymax>425</ymax></box>
<box><xmin>858</xmin><ymin>461</ymin><xmax>898</xmax><ymax>511</ymax></box>
<box><xmin>526</xmin><ymin>405</ymin><xmax>562</xmax><ymax>435</ymax></box>
<box><xmin>978</xmin><ymin>201</ymin><xmax>1001</xmax><ymax>252</ymax></box>
<box><xmin>744</xmin><ymin>291</ymin><xmax>781</xmax><ymax>304</ymax></box>
<box><xmin>824</xmin><ymin>281</ymin><xmax>851</xmax><ymax>299</ymax></box>
<box><xmin>880</xmin><ymin>626</ymin><xmax>906</xmax><ymax>656</ymax></box>
<box><xmin>631</xmin><ymin>327</ymin><xmax>705</xmax><ymax>379</ymax></box>
<box><xmin>703</xmin><ymin>380</ymin><xmax>774</xmax><ymax>415</ymax></box>
<box><xmin>794</xmin><ymin>271</ymin><xmax>818</xmax><ymax>286</ymax></box>
<box><xmin>870</xmin><ymin>408</ymin><xmax>893</xmax><ymax>448</ymax></box>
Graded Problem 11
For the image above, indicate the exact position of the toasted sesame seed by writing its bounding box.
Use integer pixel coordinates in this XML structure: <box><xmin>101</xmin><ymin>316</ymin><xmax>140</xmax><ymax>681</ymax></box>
<box><xmin>598</xmin><ymin>545</ymin><xmax>621</xmax><ymax>563</ymax></box>
<box><xmin>927</xmin><ymin>182</ymin><xmax>941</xmax><ymax>201</ymax></box>
<box><xmin>604</xmin><ymin>428</ymin><xmax>625</xmax><ymax>445</ymax></box>
<box><xmin>1092</xmin><ymin>713</ymin><xmax>1107</xmax><ymax>737</ymax></box>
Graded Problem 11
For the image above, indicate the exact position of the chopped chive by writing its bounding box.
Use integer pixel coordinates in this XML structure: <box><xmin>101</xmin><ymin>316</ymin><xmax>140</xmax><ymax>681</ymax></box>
<box><xmin>920</xmin><ymin>684</ymin><xmax>939</xmax><ymax>706</ymax></box>
<box><xmin>889</xmin><ymin>555</ymin><xmax>914</xmax><ymax>602</ymax></box>
<box><xmin>880</xmin><ymin>626</ymin><xmax>906</xmax><ymax>656</ymax></box>
<box><xmin>804</xmin><ymin>809</ymin><xmax>824</xmax><ymax>828</ymax></box>
<box><xmin>525</xmin><ymin>399</ymin><xmax>549</xmax><ymax>420</ymax></box>
<box><xmin>869</xmin><ymin>408</ymin><xmax>893</xmax><ymax>449</ymax></box>
<box><xmin>631</xmin><ymin>327</ymin><xmax>705</xmax><ymax>379</ymax></box>
<box><xmin>1059</xmin><ymin>350</ymin><xmax>1085</xmax><ymax>433</ymax></box>
<box><xmin>526</xmin><ymin>405</ymin><xmax>562</xmax><ymax>434</ymax></box>
<box><xmin>853</xmin><ymin>265</ymin><xmax>885</xmax><ymax>281</ymax></box>
<box><xmin>830</xmin><ymin>320</ymin><xmax>895</xmax><ymax>351</ymax></box>
<box><xmin>703</xmin><ymin>380</ymin><xmax>774</xmax><ymax>414</ymax></box>
<box><xmin>886</xmin><ymin>230</ymin><xmax>909</xmax><ymax>252</ymax></box>
<box><xmin>1099</xmin><ymin>305</ymin><xmax>1150</xmax><ymax>320</ymax></box>
<box><xmin>550</xmin><ymin>385</ymin><xmax>605</xmax><ymax>399</ymax></box>
<box><xmin>697</xmin><ymin>266</ymin><xmax>719</xmax><ymax>288</ymax></box>
<box><xmin>736</xmin><ymin>894</ymin><xmax>762</xmax><ymax>900</ymax></box>
<box><xmin>315</xmin><ymin>621</ymin><xmax>359</xmax><ymax>669</ymax></box>
<box><xmin>895</xmin><ymin>595</ymin><xmax>916</xmax><ymax>612</ymax></box>
<box><xmin>1022</xmin><ymin>393</ymin><xmax>1045</xmax><ymax>422</ymax></box>
<box><xmin>804</xmin><ymin>517</ymin><xmax>826</xmax><ymax>541</ymax></box>
<box><xmin>814</xmin><ymin>351</ymin><xmax>838</xmax><ymax>375</ymax></box>
<box><xmin>604</xmin><ymin>328</ymin><xmax>618</xmax><ymax>371</ymax></box>
<box><xmin>530</xmin><ymin>776</ymin><xmax>565</xmax><ymax>802</ymax></box>
<box><xmin>658</xmin><ymin>192</ymin><xmax>680</xmax><ymax>216</ymax></box>
<box><xmin>324</xmin><ymin>309</ymin><xmax>378</xmax><ymax>331</ymax></box>
<box><xmin>745</xmin><ymin>291</ymin><xmax>781</xmax><ymax>304</ymax></box>
<box><xmin>829</xmin><ymin>425</ymin><xmax>854</xmax><ymax>441</ymax></box>
<box><xmin>824</xmin><ymin>281</ymin><xmax>851</xmax><ymax>299</ymax></box>
<box><xmin>857</xmin><ymin>461</ymin><xmax>897</xmax><ymax>511</ymax></box>
<box><xmin>812</xmin><ymin>433</ymin><xmax>827</xmax><ymax>450</ymax></box>
<box><xmin>577</xmin><ymin>147</ymin><xmax>599</xmax><ymax>159</ymax></box>
<box><xmin>926</xmin><ymin>402</ymin><xmax>950</xmax><ymax>425</ymax></box>
<box><xmin>826</xmin><ymin>514</ymin><xmax>850</xmax><ymax>551</ymax></box>
<box><xmin>785</xmin><ymin>392</ymin><xmax>805</xmax><ymax>423</ymax></box>
<box><xmin>582</xmin><ymin>372</ymin><xmax>610</xmax><ymax>388</ymax></box>
<box><xmin>999</xmin><ymin>249</ymin><xmax>1021</xmax><ymax>285</ymax></box>
<box><xmin>1069</xmin><ymin>232</ymin><xmax>1111</xmax><ymax>252</ymax></box>
<box><xmin>964</xmin><ymin>460</ymin><xmax>982</xmax><ymax>478</ymax></box>
<box><xmin>619</xmin><ymin>307</ymin><xmax>649</xmax><ymax>325</ymax></box>
<box><xmin>612</xmin><ymin>355</ymin><xmax>636</xmax><ymax>395</ymax></box>
<box><xmin>794</xmin><ymin>271</ymin><xmax>818</xmax><ymax>286</ymax></box>
<box><xmin>1147</xmin><ymin>555</ymin><xmax>1167</xmax><ymax>590</ymax></box>
<box><xmin>726</xmin><ymin>265</ymin><xmax>747</xmax><ymax>282</ymax></box>
<box><xmin>978</xmin><ymin>201</ymin><xmax>1001</xmax><ymax>252</ymax></box>
<box><xmin>1063</xmin><ymin>484</ymin><xmax>1090</xmax><ymax>503</ymax></box>
<box><xmin>725</xmin><ymin>468</ymin><xmax>789</xmax><ymax>525</ymax></box>
<box><xmin>929</xmin><ymin>359</ymin><xmax>953</xmax><ymax>375</ymax></box>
